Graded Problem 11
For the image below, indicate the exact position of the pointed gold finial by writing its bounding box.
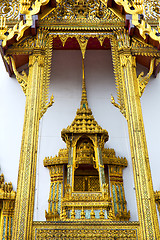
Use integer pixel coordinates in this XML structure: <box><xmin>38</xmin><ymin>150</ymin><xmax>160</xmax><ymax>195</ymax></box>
<box><xmin>80</xmin><ymin>57</ymin><xmax>88</xmax><ymax>109</ymax></box>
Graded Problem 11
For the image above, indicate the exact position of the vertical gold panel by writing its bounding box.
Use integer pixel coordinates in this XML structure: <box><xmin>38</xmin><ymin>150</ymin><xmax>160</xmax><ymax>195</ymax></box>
<box><xmin>12</xmin><ymin>49</ymin><xmax>45</xmax><ymax>240</ymax></box>
<box><xmin>116</xmin><ymin>40</ymin><xmax>159</xmax><ymax>238</ymax></box>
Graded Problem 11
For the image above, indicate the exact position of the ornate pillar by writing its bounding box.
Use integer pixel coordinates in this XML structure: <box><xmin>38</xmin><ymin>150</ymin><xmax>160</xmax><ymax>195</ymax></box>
<box><xmin>111</xmin><ymin>31</ymin><xmax>159</xmax><ymax>239</ymax></box>
<box><xmin>11</xmin><ymin>30</ymin><xmax>53</xmax><ymax>240</ymax></box>
<box><xmin>12</xmin><ymin>48</ymin><xmax>45</xmax><ymax>240</ymax></box>
<box><xmin>44</xmin><ymin>164</ymin><xmax>63</xmax><ymax>221</ymax></box>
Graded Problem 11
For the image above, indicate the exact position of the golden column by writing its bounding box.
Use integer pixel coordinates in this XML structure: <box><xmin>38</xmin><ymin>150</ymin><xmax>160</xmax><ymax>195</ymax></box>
<box><xmin>11</xmin><ymin>29</ymin><xmax>53</xmax><ymax>239</ymax></box>
<box><xmin>111</xmin><ymin>30</ymin><xmax>159</xmax><ymax>239</ymax></box>
<box><xmin>12</xmin><ymin>48</ymin><xmax>45</xmax><ymax>240</ymax></box>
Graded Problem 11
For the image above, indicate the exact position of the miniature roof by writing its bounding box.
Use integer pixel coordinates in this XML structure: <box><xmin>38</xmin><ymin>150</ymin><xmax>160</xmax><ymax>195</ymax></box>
<box><xmin>61</xmin><ymin>58</ymin><xmax>109</xmax><ymax>142</ymax></box>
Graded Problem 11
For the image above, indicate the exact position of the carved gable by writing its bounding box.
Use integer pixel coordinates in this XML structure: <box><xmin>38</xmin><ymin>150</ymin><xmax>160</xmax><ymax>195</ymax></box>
<box><xmin>40</xmin><ymin>0</ymin><xmax>124</xmax><ymax>29</ymax></box>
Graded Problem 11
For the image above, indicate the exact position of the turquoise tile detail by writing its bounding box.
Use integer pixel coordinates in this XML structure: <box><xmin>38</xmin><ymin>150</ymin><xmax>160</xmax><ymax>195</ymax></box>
<box><xmin>120</xmin><ymin>185</ymin><xmax>125</xmax><ymax>211</ymax></box>
<box><xmin>11</xmin><ymin>217</ymin><xmax>13</xmax><ymax>236</ymax></box>
<box><xmin>2</xmin><ymin>216</ymin><xmax>6</xmax><ymax>240</ymax></box>
<box><xmin>94</xmin><ymin>210</ymin><xmax>100</xmax><ymax>219</ymax></box>
<box><xmin>7</xmin><ymin>217</ymin><xmax>9</xmax><ymax>237</ymax></box>
<box><xmin>75</xmin><ymin>210</ymin><xmax>81</xmax><ymax>219</ymax></box>
<box><xmin>54</xmin><ymin>182</ymin><xmax>58</xmax><ymax>210</ymax></box>
<box><xmin>104</xmin><ymin>209</ymin><xmax>107</xmax><ymax>219</ymax></box>
<box><xmin>57</xmin><ymin>183</ymin><xmax>62</xmax><ymax>214</ymax></box>
<box><xmin>85</xmin><ymin>210</ymin><xmax>91</xmax><ymax>219</ymax></box>
<box><xmin>112</xmin><ymin>185</ymin><xmax>117</xmax><ymax>215</ymax></box>
<box><xmin>116</xmin><ymin>184</ymin><xmax>121</xmax><ymax>210</ymax></box>
<box><xmin>50</xmin><ymin>183</ymin><xmax>54</xmax><ymax>212</ymax></box>
<box><xmin>67</xmin><ymin>210</ymin><xmax>71</xmax><ymax>219</ymax></box>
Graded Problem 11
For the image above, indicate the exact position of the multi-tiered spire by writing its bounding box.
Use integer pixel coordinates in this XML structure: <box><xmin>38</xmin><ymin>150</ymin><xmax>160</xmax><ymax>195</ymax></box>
<box><xmin>61</xmin><ymin>57</ymin><xmax>109</xmax><ymax>142</ymax></box>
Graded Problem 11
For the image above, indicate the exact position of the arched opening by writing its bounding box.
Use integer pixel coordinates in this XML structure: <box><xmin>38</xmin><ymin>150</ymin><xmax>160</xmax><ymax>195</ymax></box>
<box><xmin>74</xmin><ymin>137</ymin><xmax>100</xmax><ymax>191</ymax></box>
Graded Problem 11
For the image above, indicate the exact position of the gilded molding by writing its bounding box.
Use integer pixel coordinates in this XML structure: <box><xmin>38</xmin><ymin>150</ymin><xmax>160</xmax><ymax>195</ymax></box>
<box><xmin>32</xmin><ymin>221</ymin><xmax>140</xmax><ymax>239</ymax></box>
<box><xmin>131</xmin><ymin>37</ymin><xmax>160</xmax><ymax>56</ymax></box>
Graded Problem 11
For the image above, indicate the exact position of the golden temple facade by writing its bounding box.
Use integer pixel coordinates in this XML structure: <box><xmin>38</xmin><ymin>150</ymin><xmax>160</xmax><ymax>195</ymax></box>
<box><xmin>0</xmin><ymin>0</ymin><xmax>160</xmax><ymax>239</ymax></box>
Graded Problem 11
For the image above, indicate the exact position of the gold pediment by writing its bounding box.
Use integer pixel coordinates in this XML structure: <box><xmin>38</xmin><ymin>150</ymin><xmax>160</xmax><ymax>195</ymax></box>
<box><xmin>40</xmin><ymin>0</ymin><xmax>124</xmax><ymax>28</ymax></box>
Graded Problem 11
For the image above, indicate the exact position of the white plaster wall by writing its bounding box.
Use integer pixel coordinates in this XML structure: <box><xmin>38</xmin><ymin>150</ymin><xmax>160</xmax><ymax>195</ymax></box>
<box><xmin>0</xmin><ymin>56</ymin><xmax>25</xmax><ymax>187</ymax></box>
<box><xmin>1</xmin><ymin>50</ymin><xmax>160</xmax><ymax>223</ymax></box>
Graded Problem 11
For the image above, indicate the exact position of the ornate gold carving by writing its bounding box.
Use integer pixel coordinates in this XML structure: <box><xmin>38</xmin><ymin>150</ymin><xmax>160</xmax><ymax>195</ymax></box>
<box><xmin>58</xmin><ymin>34</ymin><xmax>70</xmax><ymax>47</ymax></box>
<box><xmin>113</xmin><ymin>0</ymin><xmax>160</xmax><ymax>43</ymax></box>
<box><xmin>74</xmin><ymin>176</ymin><xmax>100</xmax><ymax>191</ymax></box>
<box><xmin>11</xmin><ymin>30</ymin><xmax>53</xmax><ymax>240</ymax></box>
<box><xmin>137</xmin><ymin>57</ymin><xmax>155</xmax><ymax>97</ymax></box>
<box><xmin>9</xmin><ymin>56</ymin><xmax>28</xmax><ymax>95</ymax></box>
<box><xmin>111</xmin><ymin>95</ymin><xmax>126</xmax><ymax>118</ymax></box>
<box><xmin>132</xmin><ymin>13</ymin><xmax>160</xmax><ymax>43</ymax></box>
<box><xmin>110</xmin><ymin>35</ymin><xmax>126</xmax><ymax>118</ymax></box>
<box><xmin>1</xmin><ymin>0</ymin><xmax>160</xmax><ymax>239</ymax></box>
<box><xmin>114</xmin><ymin>0</ymin><xmax>143</xmax><ymax>14</ymax></box>
<box><xmin>44</xmin><ymin>56</ymin><xmax>129</xmax><ymax>224</ymax></box>
<box><xmin>40</xmin><ymin>94</ymin><xmax>54</xmax><ymax>119</ymax></box>
<box><xmin>41</xmin><ymin>0</ymin><xmax>122</xmax><ymax>24</ymax></box>
<box><xmin>0</xmin><ymin>173</ymin><xmax>16</xmax><ymax>240</ymax></box>
<box><xmin>0</xmin><ymin>0</ymin><xmax>19</xmax><ymax>25</ymax></box>
<box><xmin>32</xmin><ymin>221</ymin><xmax>140</xmax><ymax>239</ymax></box>
<box><xmin>143</xmin><ymin>0</ymin><xmax>160</xmax><ymax>21</ymax></box>
<box><xmin>57</xmin><ymin>34</ymin><xmax>112</xmax><ymax>60</ymax></box>
<box><xmin>131</xmin><ymin>37</ymin><xmax>160</xmax><ymax>56</ymax></box>
<box><xmin>0</xmin><ymin>16</ymin><xmax>7</xmax><ymax>40</ymax></box>
<box><xmin>45</xmin><ymin>165</ymin><xmax>63</xmax><ymax>221</ymax></box>
<box><xmin>7</xmin><ymin>30</ymin><xmax>54</xmax><ymax>118</ymax></box>
<box><xmin>44</xmin><ymin>149</ymin><xmax>69</xmax><ymax>166</ymax></box>
<box><xmin>76</xmin><ymin>35</ymin><xmax>88</xmax><ymax>59</ymax></box>
<box><xmin>111</xmin><ymin>29</ymin><xmax>160</xmax><ymax>239</ymax></box>
<box><xmin>20</xmin><ymin>0</ymin><xmax>50</xmax><ymax>15</ymax></box>
<box><xmin>61</xmin><ymin>58</ymin><xmax>108</xmax><ymax>140</ymax></box>
<box><xmin>0</xmin><ymin>0</ymin><xmax>50</xmax><ymax>46</ymax></box>
<box><xmin>102</xmin><ymin>148</ymin><xmax>128</xmax><ymax>167</ymax></box>
<box><xmin>109</xmin><ymin>166</ymin><xmax>130</xmax><ymax>221</ymax></box>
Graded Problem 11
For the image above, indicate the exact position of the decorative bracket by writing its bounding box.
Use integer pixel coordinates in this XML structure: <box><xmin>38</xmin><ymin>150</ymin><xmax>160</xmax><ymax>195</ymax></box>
<box><xmin>137</xmin><ymin>58</ymin><xmax>155</xmax><ymax>97</ymax></box>
<box><xmin>111</xmin><ymin>95</ymin><xmax>126</xmax><ymax>118</ymax></box>
<box><xmin>40</xmin><ymin>94</ymin><xmax>54</xmax><ymax>119</ymax></box>
<box><xmin>7</xmin><ymin>56</ymin><xmax>28</xmax><ymax>95</ymax></box>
